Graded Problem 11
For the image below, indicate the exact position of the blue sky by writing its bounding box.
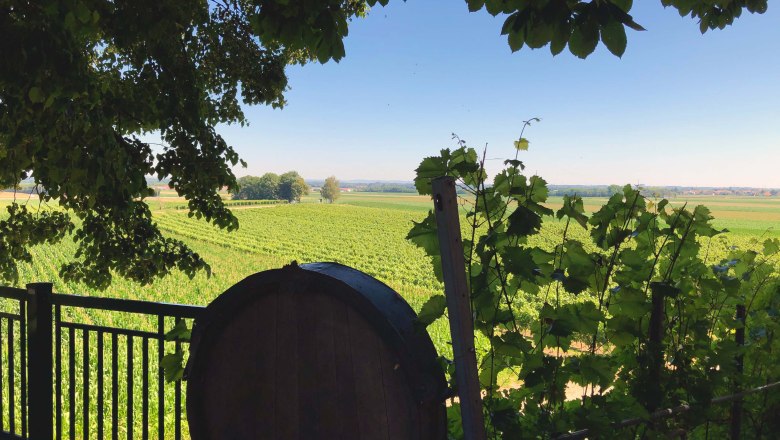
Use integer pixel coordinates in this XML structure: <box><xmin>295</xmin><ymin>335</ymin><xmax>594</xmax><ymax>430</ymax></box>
<box><xmin>218</xmin><ymin>1</ymin><xmax>779</xmax><ymax>187</ymax></box>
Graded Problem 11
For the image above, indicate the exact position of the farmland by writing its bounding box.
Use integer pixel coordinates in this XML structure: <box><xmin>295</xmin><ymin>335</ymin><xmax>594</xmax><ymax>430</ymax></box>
<box><xmin>4</xmin><ymin>191</ymin><xmax>780</xmax><ymax>333</ymax></box>
<box><xmin>4</xmin><ymin>190</ymin><xmax>779</xmax><ymax>355</ymax></box>
<box><xmin>0</xmin><ymin>191</ymin><xmax>779</xmax><ymax>437</ymax></box>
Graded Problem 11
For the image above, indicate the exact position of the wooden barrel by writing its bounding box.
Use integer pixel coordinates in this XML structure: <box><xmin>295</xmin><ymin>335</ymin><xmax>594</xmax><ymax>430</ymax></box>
<box><xmin>185</xmin><ymin>262</ymin><xmax>447</xmax><ymax>439</ymax></box>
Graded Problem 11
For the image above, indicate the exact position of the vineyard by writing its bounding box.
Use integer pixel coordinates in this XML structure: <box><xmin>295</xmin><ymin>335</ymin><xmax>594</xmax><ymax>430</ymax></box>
<box><xmin>0</xmin><ymin>192</ymin><xmax>779</xmax><ymax>438</ymax></box>
<box><xmin>8</xmin><ymin>194</ymin><xmax>777</xmax><ymax>347</ymax></box>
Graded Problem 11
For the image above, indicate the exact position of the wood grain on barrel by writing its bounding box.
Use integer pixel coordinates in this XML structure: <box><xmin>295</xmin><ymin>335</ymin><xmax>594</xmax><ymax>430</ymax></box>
<box><xmin>275</xmin><ymin>284</ymin><xmax>299</xmax><ymax>439</ymax></box>
<box><xmin>186</xmin><ymin>264</ymin><xmax>446</xmax><ymax>440</ymax></box>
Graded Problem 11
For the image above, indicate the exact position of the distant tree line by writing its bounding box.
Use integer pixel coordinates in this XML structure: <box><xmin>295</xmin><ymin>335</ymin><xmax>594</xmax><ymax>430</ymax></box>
<box><xmin>551</xmin><ymin>185</ymin><xmax>780</xmax><ymax>198</ymax></box>
<box><xmin>355</xmin><ymin>183</ymin><xmax>417</xmax><ymax>193</ymax></box>
<box><xmin>232</xmin><ymin>172</ymin><xmax>310</xmax><ymax>202</ymax></box>
<box><xmin>300</xmin><ymin>181</ymin><xmax>779</xmax><ymax>197</ymax></box>
<box><xmin>1</xmin><ymin>183</ymin><xmax>40</xmax><ymax>194</ymax></box>
<box><xmin>548</xmin><ymin>185</ymin><xmax>625</xmax><ymax>198</ymax></box>
<box><xmin>303</xmin><ymin>181</ymin><xmax>419</xmax><ymax>193</ymax></box>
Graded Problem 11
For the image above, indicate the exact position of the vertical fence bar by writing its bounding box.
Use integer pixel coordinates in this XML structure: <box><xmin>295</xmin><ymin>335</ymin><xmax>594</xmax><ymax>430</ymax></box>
<box><xmin>127</xmin><ymin>336</ymin><xmax>134</xmax><ymax>440</ymax></box>
<box><xmin>9</xmin><ymin>319</ymin><xmax>15</xmax><ymax>435</ymax></box>
<box><xmin>431</xmin><ymin>177</ymin><xmax>486</xmax><ymax>440</ymax></box>
<box><xmin>0</xmin><ymin>317</ymin><xmax>3</xmax><ymax>433</ymax></box>
<box><xmin>20</xmin><ymin>301</ymin><xmax>26</xmax><ymax>438</ymax></box>
<box><xmin>730</xmin><ymin>304</ymin><xmax>746</xmax><ymax>440</ymax></box>
<box><xmin>83</xmin><ymin>331</ymin><xmax>90</xmax><ymax>440</ymax></box>
<box><xmin>175</xmin><ymin>318</ymin><xmax>182</xmax><ymax>440</ymax></box>
<box><xmin>142</xmin><ymin>338</ymin><xmax>149</xmax><ymax>440</ymax></box>
<box><xmin>111</xmin><ymin>334</ymin><xmax>118</xmax><ymax>440</ymax></box>
<box><xmin>158</xmin><ymin>316</ymin><xmax>165</xmax><ymax>440</ymax></box>
<box><xmin>97</xmin><ymin>331</ymin><xmax>104</xmax><ymax>439</ymax></box>
<box><xmin>68</xmin><ymin>327</ymin><xmax>75</xmax><ymax>440</ymax></box>
<box><xmin>55</xmin><ymin>305</ymin><xmax>62</xmax><ymax>439</ymax></box>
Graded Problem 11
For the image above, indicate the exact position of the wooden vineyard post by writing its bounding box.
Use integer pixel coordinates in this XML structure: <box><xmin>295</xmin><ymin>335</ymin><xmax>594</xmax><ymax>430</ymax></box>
<box><xmin>647</xmin><ymin>287</ymin><xmax>665</xmax><ymax>412</ymax></box>
<box><xmin>431</xmin><ymin>177</ymin><xmax>486</xmax><ymax>440</ymax></box>
<box><xmin>730</xmin><ymin>304</ymin><xmax>746</xmax><ymax>440</ymax></box>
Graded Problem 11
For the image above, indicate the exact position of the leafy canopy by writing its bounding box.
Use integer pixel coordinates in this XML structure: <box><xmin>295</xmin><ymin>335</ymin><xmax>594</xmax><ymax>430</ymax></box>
<box><xmin>278</xmin><ymin>171</ymin><xmax>310</xmax><ymax>203</ymax></box>
<box><xmin>0</xmin><ymin>0</ymin><xmax>767</xmax><ymax>288</ymax></box>
<box><xmin>320</xmin><ymin>176</ymin><xmax>341</xmax><ymax>203</ymax></box>
<box><xmin>232</xmin><ymin>173</ymin><xmax>281</xmax><ymax>200</ymax></box>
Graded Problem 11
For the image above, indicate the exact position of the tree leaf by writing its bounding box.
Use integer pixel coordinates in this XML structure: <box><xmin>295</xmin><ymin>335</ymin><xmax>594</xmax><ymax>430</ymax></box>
<box><xmin>514</xmin><ymin>138</ymin><xmax>530</xmax><ymax>151</ymax></box>
<box><xmin>161</xmin><ymin>350</ymin><xmax>184</xmax><ymax>383</ymax></box>
<box><xmin>493</xmin><ymin>332</ymin><xmax>532</xmax><ymax>357</ymax></box>
<box><xmin>601</xmin><ymin>20</ymin><xmax>627</xmax><ymax>57</ymax></box>
<box><xmin>568</xmin><ymin>354</ymin><xmax>614</xmax><ymax>388</ymax></box>
<box><xmin>569</xmin><ymin>19</ymin><xmax>599</xmax><ymax>59</ymax></box>
<box><xmin>75</xmin><ymin>2</ymin><xmax>91</xmax><ymax>24</ymax></box>
<box><xmin>762</xmin><ymin>238</ymin><xmax>780</xmax><ymax>256</ymax></box>
<box><xmin>407</xmin><ymin>211</ymin><xmax>439</xmax><ymax>256</ymax></box>
<box><xmin>611</xmin><ymin>0</ymin><xmax>633</xmax><ymax>13</ymax></box>
<box><xmin>413</xmin><ymin>156</ymin><xmax>447</xmax><ymax>195</ymax></box>
<box><xmin>417</xmin><ymin>294</ymin><xmax>446</xmax><ymax>327</ymax></box>
<box><xmin>28</xmin><ymin>87</ymin><xmax>44</xmax><ymax>104</ymax></box>
<box><xmin>507</xmin><ymin>205</ymin><xmax>543</xmax><ymax>237</ymax></box>
<box><xmin>165</xmin><ymin>320</ymin><xmax>191</xmax><ymax>342</ymax></box>
<box><xmin>549</xmin><ymin>22</ymin><xmax>571</xmax><ymax>56</ymax></box>
<box><xmin>467</xmin><ymin>0</ymin><xmax>486</xmax><ymax>13</ymax></box>
<box><xmin>503</xmin><ymin>247</ymin><xmax>537</xmax><ymax>282</ymax></box>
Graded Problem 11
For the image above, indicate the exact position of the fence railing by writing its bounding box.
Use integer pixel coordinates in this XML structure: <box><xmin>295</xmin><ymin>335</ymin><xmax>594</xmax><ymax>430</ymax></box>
<box><xmin>0</xmin><ymin>283</ymin><xmax>205</xmax><ymax>440</ymax></box>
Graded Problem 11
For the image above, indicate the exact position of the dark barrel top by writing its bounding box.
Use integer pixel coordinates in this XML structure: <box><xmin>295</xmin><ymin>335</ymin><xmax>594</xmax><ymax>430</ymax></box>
<box><xmin>185</xmin><ymin>262</ymin><xmax>447</xmax><ymax>440</ymax></box>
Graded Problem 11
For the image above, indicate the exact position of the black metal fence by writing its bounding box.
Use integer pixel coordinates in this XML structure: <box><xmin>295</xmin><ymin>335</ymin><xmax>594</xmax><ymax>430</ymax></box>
<box><xmin>0</xmin><ymin>283</ymin><xmax>204</xmax><ymax>440</ymax></box>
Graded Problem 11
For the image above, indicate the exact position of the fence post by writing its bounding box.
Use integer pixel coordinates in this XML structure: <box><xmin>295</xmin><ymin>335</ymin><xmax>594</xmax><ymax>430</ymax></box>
<box><xmin>431</xmin><ymin>177</ymin><xmax>486</xmax><ymax>440</ymax></box>
<box><xmin>730</xmin><ymin>304</ymin><xmax>746</xmax><ymax>440</ymax></box>
<box><xmin>647</xmin><ymin>288</ymin><xmax>665</xmax><ymax>412</ymax></box>
<box><xmin>27</xmin><ymin>282</ymin><xmax>54</xmax><ymax>440</ymax></box>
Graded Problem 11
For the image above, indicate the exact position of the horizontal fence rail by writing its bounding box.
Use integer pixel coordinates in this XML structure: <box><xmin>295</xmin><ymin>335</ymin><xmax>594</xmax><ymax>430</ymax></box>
<box><xmin>0</xmin><ymin>283</ymin><xmax>205</xmax><ymax>440</ymax></box>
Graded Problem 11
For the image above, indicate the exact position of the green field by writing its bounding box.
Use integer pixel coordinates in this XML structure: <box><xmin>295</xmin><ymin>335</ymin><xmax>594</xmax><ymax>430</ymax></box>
<box><xmin>1</xmin><ymin>192</ymin><xmax>779</xmax><ymax>437</ymax></box>
<box><xmin>7</xmin><ymin>191</ymin><xmax>780</xmax><ymax>336</ymax></box>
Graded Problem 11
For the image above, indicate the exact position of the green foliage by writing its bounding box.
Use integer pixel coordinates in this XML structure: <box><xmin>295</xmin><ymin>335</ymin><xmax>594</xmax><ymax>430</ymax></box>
<box><xmin>62</xmin><ymin>202</ymin><xmax>211</xmax><ymax>289</ymax></box>
<box><xmin>232</xmin><ymin>173</ymin><xmax>281</xmax><ymax>200</ymax></box>
<box><xmin>410</xmin><ymin>131</ymin><xmax>780</xmax><ymax>438</ymax></box>
<box><xmin>320</xmin><ymin>175</ymin><xmax>341</xmax><ymax>203</ymax></box>
<box><xmin>278</xmin><ymin>171</ymin><xmax>310</xmax><ymax>203</ymax></box>
<box><xmin>162</xmin><ymin>319</ymin><xmax>191</xmax><ymax>383</ymax></box>
<box><xmin>0</xmin><ymin>0</ymin><xmax>366</xmax><ymax>287</ymax></box>
<box><xmin>513</xmin><ymin>138</ymin><xmax>530</xmax><ymax>151</ymax></box>
<box><xmin>0</xmin><ymin>0</ymin><xmax>767</xmax><ymax>288</ymax></box>
<box><xmin>489</xmin><ymin>0</ymin><xmax>765</xmax><ymax>58</ymax></box>
<box><xmin>0</xmin><ymin>204</ymin><xmax>72</xmax><ymax>283</ymax></box>
<box><xmin>231</xmin><ymin>171</ymin><xmax>310</xmax><ymax>203</ymax></box>
<box><xmin>161</xmin><ymin>349</ymin><xmax>185</xmax><ymax>383</ymax></box>
<box><xmin>417</xmin><ymin>294</ymin><xmax>447</xmax><ymax>327</ymax></box>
